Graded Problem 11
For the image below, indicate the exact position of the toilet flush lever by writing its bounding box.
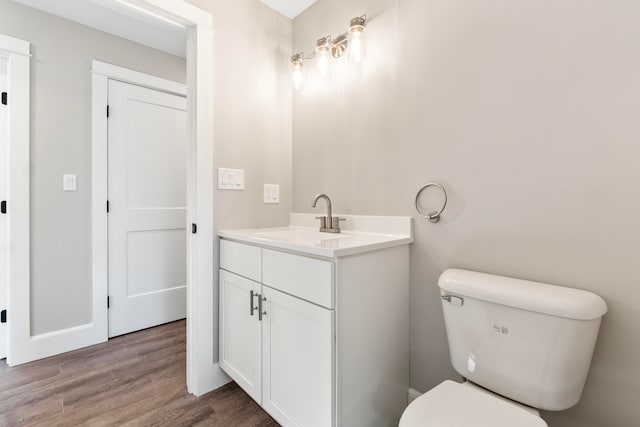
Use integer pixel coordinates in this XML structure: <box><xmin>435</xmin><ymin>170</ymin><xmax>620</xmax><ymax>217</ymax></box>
<box><xmin>441</xmin><ymin>295</ymin><xmax>464</xmax><ymax>306</ymax></box>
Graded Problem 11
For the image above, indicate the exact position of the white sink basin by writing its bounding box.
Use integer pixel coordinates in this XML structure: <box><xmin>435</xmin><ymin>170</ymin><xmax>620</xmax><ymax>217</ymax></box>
<box><xmin>254</xmin><ymin>229</ymin><xmax>351</xmax><ymax>243</ymax></box>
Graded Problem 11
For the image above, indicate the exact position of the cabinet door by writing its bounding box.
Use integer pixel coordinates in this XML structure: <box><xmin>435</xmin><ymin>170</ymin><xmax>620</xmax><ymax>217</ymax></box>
<box><xmin>262</xmin><ymin>286</ymin><xmax>334</xmax><ymax>427</ymax></box>
<box><xmin>219</xmin><ymin>269</ymin><xmax>262</xmax><ymax>403</ymax></box>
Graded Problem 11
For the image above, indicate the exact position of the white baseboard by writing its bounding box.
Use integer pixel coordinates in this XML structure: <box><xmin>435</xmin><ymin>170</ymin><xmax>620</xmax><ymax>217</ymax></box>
<box><xmin>408</xmin><ymin>387</ymin><xmax>423</xmax><ymax>404</ymax></box>
<box><xmin>188</xmin><ymin>363</ymin><xmax>231</xmax><ymax>397</ymax></box>
<box><xmin>9</xmin><ymin>322</ymin><xmax>106</xmax><ymax>366</ymax></box>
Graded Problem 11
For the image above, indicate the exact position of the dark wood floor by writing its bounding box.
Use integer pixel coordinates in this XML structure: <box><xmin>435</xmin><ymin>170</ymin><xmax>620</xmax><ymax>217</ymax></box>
<box><xmin>0</xmin><ymin>320</ymin><xmax>278</xmax><ymax>426</ymax></box>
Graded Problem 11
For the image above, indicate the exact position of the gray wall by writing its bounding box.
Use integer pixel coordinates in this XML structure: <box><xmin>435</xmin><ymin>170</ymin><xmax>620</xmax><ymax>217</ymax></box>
<box><xmin>0</xmin><ymin>0</ymin><xmax>186</xmax><ymax>335</ymax></box>
<box><xmin>186</xmin><ymin>0</ymin><xmax>292</xmax><ymax>232</ymax></box>
<box><xmin>293</xmin><ymin>0</ymin><xmax>639</xmax><ymax>426</ymax></box>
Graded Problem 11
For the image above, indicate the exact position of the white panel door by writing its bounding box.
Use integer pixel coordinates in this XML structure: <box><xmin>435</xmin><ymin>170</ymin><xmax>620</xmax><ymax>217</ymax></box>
<box><xmin>262</xmin><ymin>286</ymin><xmax>334</xmax><ymax>427</ymax></box>
<box><xmin>108</xmin><ymin>80</ymin><xmax>187</xmax><ymax>337</ymax></box>
<box><xmin>219</xmin><ymin>269</ymin><xmax>262</xmax><ymax>403</ymax></box>
<box><xmin>0</xmin><ymin>57</ymin><xmax>7</xmax><ymax>358</ymax></box>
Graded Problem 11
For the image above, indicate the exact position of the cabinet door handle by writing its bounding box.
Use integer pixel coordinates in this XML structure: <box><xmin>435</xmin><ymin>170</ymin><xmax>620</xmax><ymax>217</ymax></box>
<box><xmin>258</xmin><ymin>295</ymin><xmax>267</xmax><ymax>321</ymax></box>
<box><xmin>250</xmin><ymin>290</ymin><xmax>258</xmax><ymax>316</ymax></box>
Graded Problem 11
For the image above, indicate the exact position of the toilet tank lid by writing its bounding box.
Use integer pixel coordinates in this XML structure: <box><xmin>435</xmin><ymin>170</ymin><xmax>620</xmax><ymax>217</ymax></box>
<box><xmin>438</xmin><ymin>269</ymin><xmax>608</xmax><ymax>320</ymax></box>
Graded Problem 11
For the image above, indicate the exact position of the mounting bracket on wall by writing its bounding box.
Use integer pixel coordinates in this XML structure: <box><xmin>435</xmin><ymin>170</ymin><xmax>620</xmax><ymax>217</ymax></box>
<box><xmin>415</xmin><ymin>182</ymin><xmax>448</xmax><ymax>223</ymax></box>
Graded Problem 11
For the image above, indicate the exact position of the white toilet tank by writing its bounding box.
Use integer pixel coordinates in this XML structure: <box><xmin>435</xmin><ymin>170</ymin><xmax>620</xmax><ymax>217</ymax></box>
<box><xmin>439</xmin><ymin>269</ymin><xmax>607</xmax><ymax>411</ymax></box>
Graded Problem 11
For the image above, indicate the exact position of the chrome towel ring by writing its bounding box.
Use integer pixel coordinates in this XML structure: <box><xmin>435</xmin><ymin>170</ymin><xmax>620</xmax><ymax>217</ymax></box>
<box><xmin>415</xmin><ymin>183</ymin><xmax>448</xmax><ymax>223</ymax></box>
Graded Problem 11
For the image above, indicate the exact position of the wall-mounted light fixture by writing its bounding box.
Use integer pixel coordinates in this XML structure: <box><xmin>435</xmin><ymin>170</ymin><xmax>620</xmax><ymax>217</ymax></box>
<box><xmin>315</xmin><ymin>36</ymin><xmax>331</xmax><ymax>78</ymax></box>
<box><xmin>347</xmin><ymin>16</ymin><xmax>366</xmax><ymax>63</ymax></box>
<box><xmin>291</xmin><ymin>15</ymin><xmax>367</xmax><ymax>89</ymax></box>
<box><xmin>291</xmin><ymin>52</ymin><xmax>305</xmax><ymax>90</ymax></box>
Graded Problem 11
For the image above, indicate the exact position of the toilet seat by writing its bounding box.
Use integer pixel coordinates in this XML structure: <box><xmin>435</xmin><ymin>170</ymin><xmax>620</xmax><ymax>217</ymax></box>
<box><xmin>399</xmin><ymin>380</ymin><xmax>548</xmax><ymax>427</ymax></box>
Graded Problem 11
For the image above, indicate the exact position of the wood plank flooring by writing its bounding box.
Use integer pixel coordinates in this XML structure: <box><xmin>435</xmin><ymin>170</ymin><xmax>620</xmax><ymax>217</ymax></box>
<box><xmin>0</xmin><ymin>320</ymin><xmax>278</xmax><ymax>426</ymax></box>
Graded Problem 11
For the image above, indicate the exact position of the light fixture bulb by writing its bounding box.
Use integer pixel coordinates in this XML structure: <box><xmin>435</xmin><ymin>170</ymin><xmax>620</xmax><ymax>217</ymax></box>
<box><xmin>316</xmin><ymin>37</ymin><xmax>331</xmax><ymax>78</ymax></box>
<box><xmin>291</xmin><ymin>53</ymin><xmax>305</xmax><ymax>90</ymax></box>
<box><xmin>347</xmin><ymin>16</ymin><xmax>367</xmax><ymax>63</ymax></box>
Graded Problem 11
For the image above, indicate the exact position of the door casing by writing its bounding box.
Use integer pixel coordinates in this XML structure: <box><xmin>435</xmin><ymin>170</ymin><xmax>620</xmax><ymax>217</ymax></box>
<box><xmin>0</xmin><ymin>33</ymin><xmax>30</xmax><ymax>367</ymax></box>
<box><xmin>0</xmin><ymin>57</ymin><xmax>8</xmax><ymax>360</ymax></box>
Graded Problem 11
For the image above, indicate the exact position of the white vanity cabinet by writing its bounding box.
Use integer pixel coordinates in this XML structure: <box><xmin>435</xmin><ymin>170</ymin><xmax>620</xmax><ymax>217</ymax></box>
<box><xmin>219</xmin><ymin>269</ymin><xmax>262</xmax><ymax>403</ymax></box>
<box><xmin>261</xmin><ymin>285</ymin><xmax>333</xmax><ymax>427</ymax></box>
<box><xmin>219</xmin><ymin>226</ymin><xmax>410</xmax><ymax>427</ymax></box>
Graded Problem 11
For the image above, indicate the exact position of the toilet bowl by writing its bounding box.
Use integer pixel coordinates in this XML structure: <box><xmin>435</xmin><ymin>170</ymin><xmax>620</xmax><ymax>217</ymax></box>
<box><xmin>399</xmin><ymin>269</ymin><xmax>607</xmax><ymax>426</ymax></box>
<box><xmin>399</xmin><ymin>380</ymin><xmax>546</xmax><ymax>427</ymax></box>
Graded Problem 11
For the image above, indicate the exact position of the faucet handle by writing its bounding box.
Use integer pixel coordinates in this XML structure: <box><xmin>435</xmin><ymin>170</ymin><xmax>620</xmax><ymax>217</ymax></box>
<box><xmin>315</xmin><ymin>216</ymin><xmax>327</xmax><ymax>229</ymax></box>
<box><xmin>332</xmin><ymin>217</ymin><xmax>346</xmax><ymax>231</ymax></box>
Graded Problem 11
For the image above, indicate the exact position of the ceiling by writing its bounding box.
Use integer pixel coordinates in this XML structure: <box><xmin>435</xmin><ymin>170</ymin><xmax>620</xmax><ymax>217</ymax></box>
<box><xmin>13</xmin><ymin>0</ymin><xmax>187</xmax><ymax>57</ymax></box>
<box><xmin>259</xmin><ymin>0</ymin><xmax>317</xmax><ymax>19</ymax></box>
<box><xmin>13</xmin><ymin>0</ymin><xmax>317</xmax><ymax>57</ymax></box>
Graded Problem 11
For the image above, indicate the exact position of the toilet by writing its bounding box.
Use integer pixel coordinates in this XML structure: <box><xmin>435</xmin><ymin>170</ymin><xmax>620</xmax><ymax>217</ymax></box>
<box><xmin>400</xmin><ymin>269</ymin><xmax>608</xmax><ymax>426</ymax></box>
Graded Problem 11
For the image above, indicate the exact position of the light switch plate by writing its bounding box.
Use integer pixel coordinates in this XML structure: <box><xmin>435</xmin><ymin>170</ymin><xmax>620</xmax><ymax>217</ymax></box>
<box><xmin>218</xmin><ymin>168</ymin><xmax>245</xmax><ymax>190</ymax></box>
<box><xmin>63</xmin><ymin>174</ymin><xmax>77</xmax><ymax>191</ymax></box>
<box><xmin>264</xmin><ymin>184</ymin><xmax>280</xmax><ymax>204</ymax></box>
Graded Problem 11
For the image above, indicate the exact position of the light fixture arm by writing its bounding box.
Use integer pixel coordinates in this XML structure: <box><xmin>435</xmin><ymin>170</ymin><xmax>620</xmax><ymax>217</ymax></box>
<box><xmin>330</xmin><ymin>34</ymin><xmax>349</xmax><ymax>58</ymax></box>
<box><xmin>293</xmin><ymin>36</ymin><xmax>350</xmax><ymax>61</ymax></box>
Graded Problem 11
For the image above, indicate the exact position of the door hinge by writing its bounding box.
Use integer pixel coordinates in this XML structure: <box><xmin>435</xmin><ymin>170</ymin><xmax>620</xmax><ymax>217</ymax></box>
<box><xmin>106</xmin><ymin>200</ymin><xmax>109</xmax><ymax>213</ymax></box>
<box><xmin>1</xmin><ymin>200</ymin><xmax>6</xmax><ymax>214</ymax></box>
<box><xmin>106</xmin><ymin>105</ymin><xmax>109</xmax><ymax>118</ymax></box>
<box><xmin>1</xmin><ymin>92</ymin><xmax>7</xmax><ymax>105</ymax></box>
<box><xmin>192</xmin><ymin>223</ymin><xmax>197</xmax><ymax>234</ymax></box>
<box><xmin>1</xmin><ymin>310</ymin><xmax>6</xmax><ymax>323</ymax></box>
<box><xmin>107</xmin><ymin>296</ymin><xmax>110</xmax><ymax>309</ymax></box>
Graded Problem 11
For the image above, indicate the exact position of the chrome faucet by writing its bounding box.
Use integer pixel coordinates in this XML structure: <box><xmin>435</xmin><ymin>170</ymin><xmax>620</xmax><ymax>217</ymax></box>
<box><xmin>312</xmin><ymin>193</ymin><xmax>345</xmax><ymax>233</ymax></box>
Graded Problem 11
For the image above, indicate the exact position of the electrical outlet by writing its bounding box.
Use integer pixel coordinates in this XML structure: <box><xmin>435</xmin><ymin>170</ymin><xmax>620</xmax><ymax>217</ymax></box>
<box><xmin>63</xmin><ymin>174</ymin><xmax>77</xmax><ymax>191</ymax></box>
<box><xmin>264</xmin><ymin>184</ymin><xmax>280</xmax><ymax>204</ymax></box>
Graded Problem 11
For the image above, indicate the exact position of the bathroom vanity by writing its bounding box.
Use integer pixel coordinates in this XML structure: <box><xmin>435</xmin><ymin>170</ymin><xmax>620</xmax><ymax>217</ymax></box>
<box><xmin>218</xmin><ymin>214</ymin><xmax>412</xmax><ymax>427</ymax></box>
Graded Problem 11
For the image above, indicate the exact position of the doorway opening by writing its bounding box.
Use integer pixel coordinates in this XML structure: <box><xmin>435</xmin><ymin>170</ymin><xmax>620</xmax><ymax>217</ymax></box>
<box><xmin>3</xmin><ymin>1</ymin><xmax>224</xmax><ymax>397</ymax></box>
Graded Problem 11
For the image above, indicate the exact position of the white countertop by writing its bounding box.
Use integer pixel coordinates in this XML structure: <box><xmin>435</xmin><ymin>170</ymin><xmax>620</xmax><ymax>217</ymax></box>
<box><xmin>218</xmin><ymin>213</ymin><xmax>413</xmax><ymax>258</ymax></box>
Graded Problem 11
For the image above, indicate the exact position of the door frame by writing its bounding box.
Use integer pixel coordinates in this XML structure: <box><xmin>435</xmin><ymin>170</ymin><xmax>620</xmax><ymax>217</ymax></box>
<box><xmin>88</xmin><ymin>0</ymin><xmax>225</xmax><ymax>397</ymax></box>
<box><xmin>0</xmin><ymin>56</ymin><xmax>6</xmax><ymax>360</ymax></box>
<box><xmin>0</xmin><ymin>34</ymin><xmax>30</xmax><ymax>366</ymax></box>
<box><xmin>92</xmin><ymin>61</ymin><xmax>187</xmax><ymax>340</ymax></box>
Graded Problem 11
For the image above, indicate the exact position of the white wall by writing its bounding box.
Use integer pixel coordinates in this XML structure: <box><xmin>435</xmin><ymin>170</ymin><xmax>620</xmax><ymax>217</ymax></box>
<box><xmin>0</xmin><ymin>0</ymin><xmax>186</xmax><ymax>335</ymax></box>
<box><xmin>292</xmin><ymin>1</ymin><xmax>640</xmax><ymax>426</ymax></box>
